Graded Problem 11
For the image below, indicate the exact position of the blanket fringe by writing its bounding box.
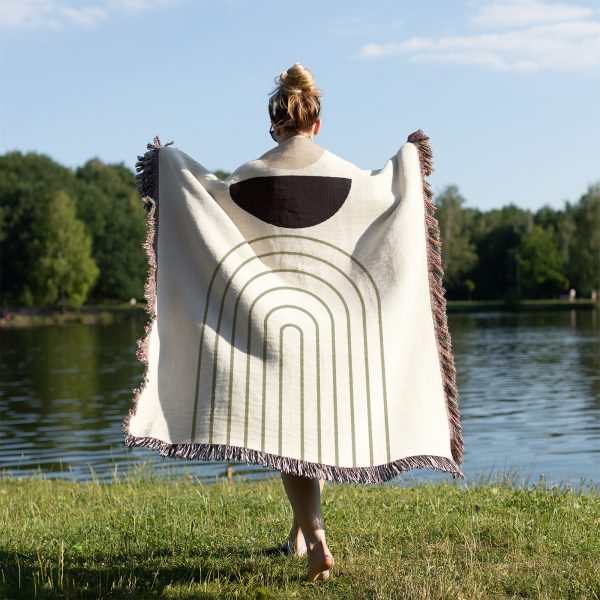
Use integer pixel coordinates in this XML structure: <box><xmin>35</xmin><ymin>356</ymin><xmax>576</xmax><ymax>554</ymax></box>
<box><xmin>407</xmin><ymin>129</ymin><xmax>464</xmax><ymax>466</ymax></box>
<box><xmin>121</xmin><ymin>135</ymin><xmax>174</xmax><ymax>440</ymax></box>
<box><xmin>124</xmin><ymin>433</ymin><xmax>464</xmax><ymax>483</ymax></box>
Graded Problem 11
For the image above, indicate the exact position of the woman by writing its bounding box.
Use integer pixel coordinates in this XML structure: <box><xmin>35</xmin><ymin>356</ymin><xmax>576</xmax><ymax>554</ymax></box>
<box><xmin>264</xmin><ymin>62</ymin><xmax>465</xmax><ymax>583</ymax></box>
<box><xmin>267</xmin><ymin>63</ymin><xmax>333</xmax><ymax>583</ymax></box>
<box><xmin>124</xmin><ymin>61</ymin><xmax>463</xmax><ymax>587</ymax></box>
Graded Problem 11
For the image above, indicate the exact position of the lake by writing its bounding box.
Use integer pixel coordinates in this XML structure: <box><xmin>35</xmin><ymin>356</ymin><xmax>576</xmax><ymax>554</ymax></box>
<box><xmin>1</xmin><ymin>309</ymin><xmax>598</xmax><ymax>488</ymax></box>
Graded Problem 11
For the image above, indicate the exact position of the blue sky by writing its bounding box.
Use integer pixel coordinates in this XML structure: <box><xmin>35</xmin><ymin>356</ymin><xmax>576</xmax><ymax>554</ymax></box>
<box><xmin>1</xmin><ymin>0</ymin><xmax>598</xmax><ymax>211</ymax></box>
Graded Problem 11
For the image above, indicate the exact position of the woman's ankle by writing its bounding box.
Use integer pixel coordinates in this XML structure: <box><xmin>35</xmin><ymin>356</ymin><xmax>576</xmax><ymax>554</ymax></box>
<box><xmin>305</xmin><ymin>531</ymin><xmax>328</xmax><ymax>552</ymax></box>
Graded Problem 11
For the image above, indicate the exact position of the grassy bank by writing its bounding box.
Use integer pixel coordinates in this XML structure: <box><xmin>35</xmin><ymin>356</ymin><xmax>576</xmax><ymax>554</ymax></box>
<box><xmin>1</xmin><ymin>298</ymin><xmax>598</xmax><ymax>327</ymax></box>
<box><xmin>1</xmin><ymin>472</ymin><xmax>598</xmax><ymax>599</ymax></box>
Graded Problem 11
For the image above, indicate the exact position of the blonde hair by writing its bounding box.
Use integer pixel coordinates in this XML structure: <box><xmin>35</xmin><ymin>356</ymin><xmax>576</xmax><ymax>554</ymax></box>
<box><xmin>268</xmin><ymin>63</ymin><xmax>321</xmax><ymax>135</ymax></box>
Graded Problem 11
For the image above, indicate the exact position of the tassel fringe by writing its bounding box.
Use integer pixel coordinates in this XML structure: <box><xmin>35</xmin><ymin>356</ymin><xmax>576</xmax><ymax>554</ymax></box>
<box><xmin>121</xmin><ymin>132</ymin><xmax>465</xmax><ymax>484</ymax></box>
<box><xmin>121</xmin><ymin>135</ymin><xmax>173</xmax><ymax>441</ymax></box>
<box><xmin>407</xmin><ymin>129</ymin><xmax>465</xmax><ymax>466</ymax></box>
<box><xmin>124</xmin><ymin>433</ymin><xmax>464</xmax><ymax>483</ymax></box>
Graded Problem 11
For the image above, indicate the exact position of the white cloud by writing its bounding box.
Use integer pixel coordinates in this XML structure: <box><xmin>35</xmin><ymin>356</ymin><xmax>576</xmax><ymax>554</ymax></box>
<box><xmin>470</xmin><ymin>0</ymin><xmax>594</xmax><ymax>29</ymax></box>
<box><xmin>106</xmin><ymin>0</ymin><xmax>182</xmax><ymax>13</ymax></box>
<box><xmin>0</xmin><ymin>0</ymin><xmax>180</xmax><ymax>30</ymax></box>
<box><xmin>355</xmin><ymin>0</ymin><xmax>600</xmax><ymax>71</ymax></box>
<box><xmin>59</xmin><ymin>4</ymin><xmax>107</xmax><ymax>27</ymax></box>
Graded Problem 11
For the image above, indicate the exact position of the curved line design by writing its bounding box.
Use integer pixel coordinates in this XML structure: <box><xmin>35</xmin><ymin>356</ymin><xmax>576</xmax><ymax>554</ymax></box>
<box><xmin>222</xmin><ymin>257</ymin><xmax>354</xmax><ymax>463</ymax></box>
<box><xmin>235</xmin><ymin>277</ymin><xmax>347</xmax><ymax>464</ymax></box>
<box><xmin>270</xmin><ymin>312</ymin><xmax>315</xmax><ymax>459</ymax></box>
<box><xmin>191</xmin><ymin>235</ymin><xmax>390</xmax><ymax>467</ymax></box>
<box><xmin>256</xmin><ymin>295</ymin><xmax>327</xmax><ymax>463</ymax></box>
<box><xmin>279</xmin><ymin>323</ymin><xmax>304</xmax><ymax>458</ymax></box>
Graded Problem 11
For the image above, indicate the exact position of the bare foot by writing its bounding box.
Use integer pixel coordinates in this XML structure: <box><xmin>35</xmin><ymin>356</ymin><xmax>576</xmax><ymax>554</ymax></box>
<box><xmin>301</xmin><ymin>540</ymin><xmax>334</xmax><ymax>583</ymax></box>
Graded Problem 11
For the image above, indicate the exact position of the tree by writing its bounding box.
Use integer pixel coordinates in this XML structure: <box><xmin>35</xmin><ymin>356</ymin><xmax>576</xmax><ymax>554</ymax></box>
<box><xmin>469</xmin><ymin>203</ymin><xmax>532</xmax><ymax>300</ymax></box>
<box><xmin>31</xmin><ymin>191</ymin><xmax>99</xmax><ymax>310</ymax></box>
<box><xmin>512</xmin><ymin>224</ymin><xmax>568</xmax><ymax>298</ymax></box>
<box><xmin>463</xmin><ymin>278</ymin><xmax>476</xmax><ymax>300</ymax></box>
<box><xmin>568</xmin><ymin>183</ymin><xmax>600</xmax><ymax>296</ymax></box>
<box><xmin>535</xmin><ymin>202</ymin><xmax>577</xmax><ymax>278</ymax></box>
<box><xmin>433</xmin><ymin>185</ymin><xmax>478</xmax><ymax>298</ymax></box>
<box><xmin>0</xmin><ymin>151</ymin><xmax>81</xmax><ymax>304</ymax></box>
<box><xmin>214</xmin><ymin>170</ymin><xmax>231</xmax><ymax>181</ymax></box>
<box><xmin>75</xmin><ymin>159</ymin><xmax>147</xmax><ymax>301</ymax></box>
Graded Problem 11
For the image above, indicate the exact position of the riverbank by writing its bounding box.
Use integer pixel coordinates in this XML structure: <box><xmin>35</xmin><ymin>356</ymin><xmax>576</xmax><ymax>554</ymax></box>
<box><xmin>1</xmin><ymin>298</ymin><xmax>598</xmax><ymax>327</ymax></box>
<box><xmin>1</xmin><ymin>474</ymin><xmax>598</xmax><ymax>599</ymax></box>
<box><xmin>447</xmin><ymin>298</ymin><xmax>600</xmax><ymax>313</ymax></box>
<box><xmin>0</xmin><ymin>302</ymin><xmax>146</xmax><ymax>327</ymax></box>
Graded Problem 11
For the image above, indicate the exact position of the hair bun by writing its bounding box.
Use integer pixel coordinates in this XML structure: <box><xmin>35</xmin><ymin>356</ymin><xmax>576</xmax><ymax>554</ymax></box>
<box><xmin>279</xmin><ymin>63</ymin><xmax>318</xmax><ymax>96</ymax></box>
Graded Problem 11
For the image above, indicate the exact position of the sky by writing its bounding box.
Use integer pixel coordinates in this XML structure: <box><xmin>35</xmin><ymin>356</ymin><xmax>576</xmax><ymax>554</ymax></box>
<box><xmin>0</xmin><ymin>0</ymin><xmax>599</xmax><ymax>212</ymax></box>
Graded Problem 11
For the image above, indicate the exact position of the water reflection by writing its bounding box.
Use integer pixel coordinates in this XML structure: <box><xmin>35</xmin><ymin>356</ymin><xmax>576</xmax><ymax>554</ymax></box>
<box><xmin>1</xmin><ymin>309</ymin><xmax>598</xmax><ymax>487</ymax></box>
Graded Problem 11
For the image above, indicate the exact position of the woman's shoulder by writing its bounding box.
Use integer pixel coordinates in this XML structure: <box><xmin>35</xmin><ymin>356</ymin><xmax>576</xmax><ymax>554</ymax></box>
<box><xmin>227</xmin><ymin>130</ymin><xmax>427</xmax><ymax>183</ymax></box>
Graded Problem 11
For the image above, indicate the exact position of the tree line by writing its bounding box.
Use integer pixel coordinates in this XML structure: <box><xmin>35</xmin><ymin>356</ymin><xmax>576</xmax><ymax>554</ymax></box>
<box><xmin>434</xmin><ymin>183</ymin><xmax>599</xmax><ymax>301</ymax></box>
<box><xmin>0</xmin><ymin>150</ymin><xmax>598</xmax><ymax>309</ymax></box>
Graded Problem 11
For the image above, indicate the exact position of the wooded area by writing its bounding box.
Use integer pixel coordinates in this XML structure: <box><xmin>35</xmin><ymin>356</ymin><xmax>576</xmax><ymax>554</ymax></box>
<box><xmin>0</xmin><ymin>150</ymin><xmax>598</xmax><ymax>309</ymax></box>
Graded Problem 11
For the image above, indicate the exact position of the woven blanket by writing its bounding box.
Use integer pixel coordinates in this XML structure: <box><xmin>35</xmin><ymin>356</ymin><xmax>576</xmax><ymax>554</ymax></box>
<box><xmin>122</xmin><ymin>130</ymin><xmax>464</xmax><ymax>484</ymax></box>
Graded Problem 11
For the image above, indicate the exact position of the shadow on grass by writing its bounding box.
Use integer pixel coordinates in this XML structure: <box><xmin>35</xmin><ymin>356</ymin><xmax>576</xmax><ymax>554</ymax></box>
<box><xmin>0</xmin><ymin>544</ymin><xmax>294</xmax><ymax>599</ymax></box>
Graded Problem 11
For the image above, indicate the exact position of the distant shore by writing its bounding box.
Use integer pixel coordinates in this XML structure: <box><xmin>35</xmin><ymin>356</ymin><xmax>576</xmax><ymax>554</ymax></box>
<box><xmin>1</xmin><ymin>298</ymin><xmax>598</xmax><ymax>327</ymax></box>
<box><xmin>0</xmin><ymin>302</ymin><xmax>146</xmax><ymax>327</ymax></box>
<box><xmin>445</xmin><ymin>298</ymin><xmax>599</xmax><ymax>313</ymax></box>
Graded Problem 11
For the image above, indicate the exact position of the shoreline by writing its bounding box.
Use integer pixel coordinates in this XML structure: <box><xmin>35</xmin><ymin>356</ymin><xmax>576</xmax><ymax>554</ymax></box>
<box><xmin>1</xmin><ymin>298</ymin><xmax>598</xmax><ymax>327</ymax></box>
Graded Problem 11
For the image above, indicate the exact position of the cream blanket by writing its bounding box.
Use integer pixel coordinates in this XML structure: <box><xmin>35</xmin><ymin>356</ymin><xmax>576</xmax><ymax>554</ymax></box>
<box><xmin>122</xmin><ymin>130</ymin><xmax>464</xmax><ymax>483</ymax></box>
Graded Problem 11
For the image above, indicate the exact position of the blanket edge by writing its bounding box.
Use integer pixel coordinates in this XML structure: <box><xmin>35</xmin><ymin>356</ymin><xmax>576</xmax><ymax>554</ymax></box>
<box><xmin>407</xmin><ymin>129</ymin><xmax>464</xmax><ymax>466</ymax></box>
<box><xmin>121</xmin><ymin>135</ymin><xmax>173</xmax><ymax>445</ymax></box>
<box><xmin>124</xmin><ymin>435</ymin><xmax>465</xmax><ymax>483</ymax></box>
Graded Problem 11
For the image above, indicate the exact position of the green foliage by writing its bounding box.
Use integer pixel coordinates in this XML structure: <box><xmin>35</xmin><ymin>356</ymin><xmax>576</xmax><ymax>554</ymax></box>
<box><xmin>213</xmin><ymin>169</ymin><xmax>231</xmax><ymax>181</ymax></box>
<box><xmin>437</xmin><ymin>185</ymin><xmax>599</xmax><ymax>301</ymax></box>
<box><xmin>467</xmin><ymin>204</ymin><xmax>533</xmax><ymax>300</ymax></box>
<box><xmin>567</xmin><ymin>183</ymin><xmax>600</xmax><ymax>296</ymax></box>
<box><xmin>31</xmin><ymin>190</ymin><xmax>99</xmax><ymax>309</ymax></box>
<box><xmin>0</xmin><ymin>151</ymin><xmax>82</xmax><ymax>304</ymax></box>
<box><xmin>462</xmin><ymin>278</ymin><xmax>476</xmax><ymax>300</ymax></box>
<box><xmin>512</xmin><ymin>224</ymin><xmax>569</xmax><ymax>298</ymax></box>
<box><xmin>0</xmin><ymin>152</ymin><xmax>147</xmax><ymax>306</ymax></box>
<box><xmin>75</xmin><ymin>158</ymin><xmax>147</xmax><ymax>301</ymax></box>
<box><xmin>0</xmin><ymin>148</ymin><xmax>598</xmax><ymax>306</ymax></box>
<box><xmin>434</xmin><ymin>185</ymin><xmax>479</xmax><ymax>291</ymax></box>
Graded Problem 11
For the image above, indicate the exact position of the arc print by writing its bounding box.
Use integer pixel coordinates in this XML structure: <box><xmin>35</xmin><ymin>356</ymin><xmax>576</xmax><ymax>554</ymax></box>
<box><xmin>191</xmin><ymin>234</ymin><xmax>391</xmax><ymax>467</ymax></box>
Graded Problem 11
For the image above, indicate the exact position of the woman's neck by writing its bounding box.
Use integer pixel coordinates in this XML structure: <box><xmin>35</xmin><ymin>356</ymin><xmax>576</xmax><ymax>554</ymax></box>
<box><xmin>279</xmin><ymin>131</ymin><xmax>313</xmax><ymax>143</ymax></box>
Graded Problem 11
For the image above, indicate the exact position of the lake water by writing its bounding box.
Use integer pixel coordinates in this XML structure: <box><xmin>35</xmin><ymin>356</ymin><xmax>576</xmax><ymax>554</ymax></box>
<box><xmin>1</xmin><ymin>309</ymin><xmax>598</xmax><ymax>488</ymax></box>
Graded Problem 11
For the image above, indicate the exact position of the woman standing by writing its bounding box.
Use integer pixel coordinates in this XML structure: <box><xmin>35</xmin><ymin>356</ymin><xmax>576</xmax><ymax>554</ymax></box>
<box><xmin>124</xmin><ymin>61</ymin><xmax>463</xmax><ymax>586</ymax></box>
<box><xmin>267</xmin><ymin>63</ymin><xmax>333</xmax><ymax>583</ymax></box>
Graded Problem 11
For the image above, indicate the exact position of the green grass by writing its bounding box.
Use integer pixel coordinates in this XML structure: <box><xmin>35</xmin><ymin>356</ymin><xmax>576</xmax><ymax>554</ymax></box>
<box><xmin>1</xmin><ymin>468</ymin><xmax>599</xmax><ymax>599</ymax></box>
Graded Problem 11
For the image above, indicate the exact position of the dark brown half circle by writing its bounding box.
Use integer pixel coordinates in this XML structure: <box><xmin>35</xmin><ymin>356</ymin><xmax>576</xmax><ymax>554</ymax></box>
<box><xmin>229</xmin><ymin>175</ymin><xmax>351</xmax><ymax>228</ymax></box>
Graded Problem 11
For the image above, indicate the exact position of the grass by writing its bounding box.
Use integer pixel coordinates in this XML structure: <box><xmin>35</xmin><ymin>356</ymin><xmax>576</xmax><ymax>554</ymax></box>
<box><xmin>1</xmin><ymin>467</ymin><xmax>599</xmax><ymax>599</ymax></box>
